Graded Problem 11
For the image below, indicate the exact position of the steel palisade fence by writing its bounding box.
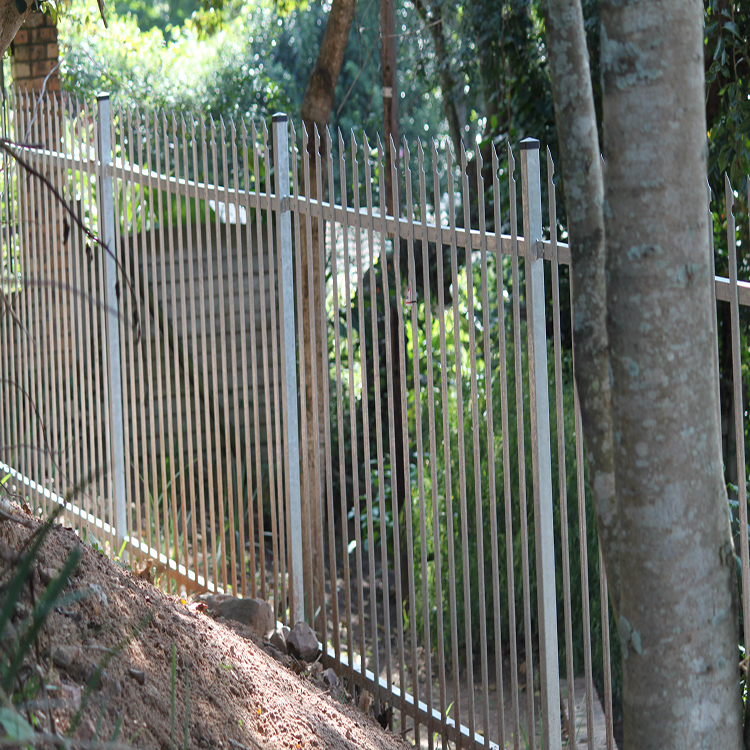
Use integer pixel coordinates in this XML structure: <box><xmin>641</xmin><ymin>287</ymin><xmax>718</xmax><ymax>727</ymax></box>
<box><xmin>2</xmin><ymin>89</ymin><xmax>749</xmax><ymax>750</ymax></box>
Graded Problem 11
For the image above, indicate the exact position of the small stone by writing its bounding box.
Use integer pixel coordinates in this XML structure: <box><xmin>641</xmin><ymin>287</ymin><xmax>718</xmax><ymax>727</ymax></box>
<box><xmin>200</xmin><ymin>594</ymin><xmax>274</xmax><ymax>637</ymax></box>
<box><xmin>322</xmin><ymin>668</ymin><xmax>338</xmax><ymax>690</ymax></box>
<box><xmin>128</xmin><ymin>668</ymin><xmax>146</xmax><ymax>685</ymax></box>
<box><xmin>286</xmin><ymin>621</ymin><xmax>320</xmax><ymax>662</ymax></box>
<box><xmin>52</xmin><ymin>646</ymin><xmax>75</xmax><ymax>669</ymax></box>
<box><xmin>269</xmin><ymin>625</ymin><xmax>290</xmax><ymax>654</ymax></box>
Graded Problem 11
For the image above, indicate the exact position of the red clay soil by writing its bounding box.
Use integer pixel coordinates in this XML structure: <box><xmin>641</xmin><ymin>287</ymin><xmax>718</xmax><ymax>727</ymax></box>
<box><xmin>0</xmin><ymin>503</ymin><xmax>412</xmax><ymax>750</ymax></box>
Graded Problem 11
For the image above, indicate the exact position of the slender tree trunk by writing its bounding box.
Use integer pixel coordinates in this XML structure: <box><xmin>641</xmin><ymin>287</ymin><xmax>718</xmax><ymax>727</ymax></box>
<box><xmin>299</xmin><ymin>0</ymin><xmax>356</xmax><ymax>631</ymax></box>
<box><xmin>543</xmin><ymin>0</ymin><xmax>618</xmax><ymax>612</ymax></box>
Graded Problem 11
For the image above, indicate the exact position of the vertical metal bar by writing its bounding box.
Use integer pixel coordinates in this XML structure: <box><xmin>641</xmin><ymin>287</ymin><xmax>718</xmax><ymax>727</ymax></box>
<box><xmin>447</xmin><ymin>142</ymin><xmax>473</xmax><ymax>739</ymax></box>
<box><xmin>218</xmin><ymin>120</ymin><xmax>239</xmax><ymax>595</ymax></box>
<box><xmin>228</xmin><ymin>118</ymin><xmax>248</xmax><ymax>598</ymax></box>
<box><xmin>198</xmin><ymin>115</ymin><xmax>220</xmax><ymax>588</ymax></box>
<box><xmin>727</xmin><ymin>174</ymin><xmax>750</xmax><ymax>647</ymax></box>
<box><xmin>189</xmin><ymin>116</ymin><xmax>210</xmax><ymax>585</ymax></box>
<box><xmin>86</xmin><ymin>97</ymin><xmax>105</xmax><ymax>532</ymax></box>
<box><xmin>349</xmin><ymin>131</ymin><xmax>368</xmax><ymax>669</ymax></box>
<box><xmin>519</xmin><ymin>138</ymin><xmax>561</xmax><ymax>750</ymax></box>
<box><xmin>36</xmin><ymin>95</ymin><xmax>53</xmax><ymax>517</ymax></box>
<box><xmin>273</xmin><ymin>113</ymin><xmax>303</xmax><ymax>621</ymax></box>
<box><xmin>547</xmin><ymin>147</ymin><xmax>576</xmax><ymax>743</ymax></box>
<box><xmin>290</xmin><ymin>122</ymin><xmax>310</xmax><ymax>613</ymax></box>
<box><xmin>143</xmin><ymin>108</ymin><xmax>165</xmax><ymax>564</ymax></box>
<box><xmin>335</xmin><ymin>127</ymin><xmax>353</xmax><ymax>661</ymax></box>
<box><xmin>312</xmin><ymin>125</ymin><xmax>330</xmax><ymax>645</ymax></box>
<box><xmin>361</xmin><ymin>133</ymin><xmax>381</xmax><ymax>697</ymax></box>
<box><xmin>405</xmin><ymin>140</ymin><xmax>430</xmax><ymax>745</ymax></box>
<box><xmin>124</xmin><ymin>106</ymin><xmax>145</xmax><ymax>560</ymax></box>
<box><xmin>92</xmin><ymin>96</ymin><xmax>113</xmax><ymax>544</ymax></box>
<box><xmin>26</xmin><ymin>93</ymin><xmax>42</xmax><ymax>510</ymax></box>
<box><xmin>252</xmin><ymin>120</ymin><xmax>271</xmax><ymax>599</ymax></box>
<box><xmin>208</xmin><ymin>117</ymin><xmax>229</xmax><ymax>591</ymax></box>
<box><xmin>487</xmin><ymin>146</ymin><xmax>509</xmax><ymax>750</ymax></box>
<box><xmin>570</xmin><ymin>303</ymin><xmax>595</xmax><ymax>748</ymax></box>
<box><xmin>154</xmin><ymin>109</ymin><xmax>178</xmax><ymax>587</ymax></box>
<box><xmin>388</xmin><ymin>135</ymin><xmax>411</xmax><ymax>733</ymax></box>
<box><xmin>410</xmin><ymin>143</ymin><xmax>445</xmax><ymax>750</ymax></box>
<box><xmin>470</xmin><ymin>149</ymin><xmax>494</xmax><ymax>743</ymax></box>
<box><xmin>216</xmin><ymin>118</ymin><xmax>238</xmax><ymax>593</ymax></box>
<box><xmin>374</xmin><ymin>135</ymin><xmax>394</xmax><ymax>706</ymax></box>
<box><xmin>321</xmin><ymin>127</ymin><xmax>338</xmax><ymax>656</ymax></box>
<box><xmin>433</xmin><ymin>140</ymin><xmax>460</xmax><ymax>748</ymax></box>
<box><xmin>509</xmin><ymin>142</ymin><xmax>534</xmax><ymax>750</ymax></box>
<box><xmin>174</xmin><ymin>114</ymin><xmax>198</xmax><ymax>591</ymax></box>
<box><xmin>182</xmin><ymin>115</ymin><xmax>206</xmax><ymax>589</ymax></box>
<box><xmin>461</xmin><ymin>141</ymin><xmax>491</xmax><ymax>745</ymax></box>
<box><xmin>97</xmin><ymin>94</ymin><xmax>126</xmax><ymax>545</ymax></box>
<box><xmin>164</xmin><ymin>112</ymin><xmax>187</xmax><ymax>584</ymax></box>
<box><xmin>114</xmin><ymin>103</ymin><xmax>132</xmax><ymax>545</ymax></box>
<box><xmin>241</xmin><ymin>120</ymin><xmax>261</xmax><ymax>598</ymax></box>
<box><xmin>261</xmin><ymin>121</ymin><xmax>282</xmax><ymax>611</ymax></box>
<box><xmin>599</xmin><ymin>549</ymin><xmax>614</xmax><ymax>750</ymax></box>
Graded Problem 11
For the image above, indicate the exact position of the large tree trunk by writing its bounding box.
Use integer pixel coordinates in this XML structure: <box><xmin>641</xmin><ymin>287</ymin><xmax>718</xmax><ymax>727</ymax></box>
<box><xmin>299</xmin><ymin>0</ymin><xmax>356</xmax><ymax>632</ymax></box>
<box><xmin>603</xmin><ymin>1</ymin><xmax>740</xmax><ymax>745</ymax></box>
<box><xmin>0</xmin><ymin>1</ymin><xmax>31</xmax><ymax>59</ymax></box>
<box><xmin>546</xmin><ymin>0</ymin><xmax>743</xmax><ymax>746</ymax></box>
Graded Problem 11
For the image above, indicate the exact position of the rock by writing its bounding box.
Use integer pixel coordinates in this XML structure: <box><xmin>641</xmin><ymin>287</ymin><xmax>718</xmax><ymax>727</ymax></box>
<box><xmin>269</xmin><ymin>625</ymin><xmax>290</xmax><ymax>654</ymax></box>
<box><xmin>127</xmin><ymin>668</ymin><xmax>146</xmax><ymax>685</ymax></box>
<box><xmin>52</xmin><ymin>646</ymin><xmax>75</xmax><ymax>670</ymax></box>
<box><xmin>198</xmin><ymin>594</ymin><xmax>274</xmax><ymax>637</ymax></box>
<box><xmin>322</xmin><ymin>668</ymin><xmax>338</xmax><ymax>690</ymax></box>
<box><xmin>286</xmin><ymin>621</ymin><xmax>320</xmax><ymax>662</ymax></box>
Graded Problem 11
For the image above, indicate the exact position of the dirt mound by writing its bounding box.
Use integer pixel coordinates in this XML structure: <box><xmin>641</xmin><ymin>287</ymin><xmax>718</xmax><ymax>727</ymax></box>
<box><xmin>0</xmin><ymin>506</ymin><xmax>410</xmax><ymax>750</ymax></box>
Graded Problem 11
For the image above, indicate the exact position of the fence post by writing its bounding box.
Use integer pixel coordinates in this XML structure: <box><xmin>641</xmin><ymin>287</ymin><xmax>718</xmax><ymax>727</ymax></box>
<box><xmin>273</xmin><ymin>113</ymin><xmax>304</xmax><ymax>623</ymax></box>
<box><xmin>520</xmin><ymin>137</ymin><xmax>561</xmax><ymax>750</ymax></box>
<box><xmin>97</xmin><ymin>94</ymin><xmax>127</xmax><ymax>550</ymax></box>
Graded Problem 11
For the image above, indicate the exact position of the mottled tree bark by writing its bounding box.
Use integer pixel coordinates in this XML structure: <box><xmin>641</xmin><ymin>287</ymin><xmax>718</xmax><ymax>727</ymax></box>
<box><xmin>545</xmin><ymin>0</ymin><xmax>743</xmax><ymax>746</ymax></box>
<box><xmin>299</xmin><ymin>0</ymin><xmax>356</xmax><ymax>632</ymax></box>
<box><xmin>0</xmin><ymin>1</ymin><xmax>30</xmax><ymax>59</ymax></box>
<box><xmin>603</xmin><ymin>1</ymin><xmax>740</xmax><ymax>745</ymax></box>
<box><xmin>543</xmin><ymin>0</ymin><xmax>618</xmax><ymax>614</ymax></box>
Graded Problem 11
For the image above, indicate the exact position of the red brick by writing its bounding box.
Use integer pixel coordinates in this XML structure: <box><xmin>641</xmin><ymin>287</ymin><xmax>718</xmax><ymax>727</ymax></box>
<box><xmin>46</xmin><ymin>43</ymin><xmax>58</xmax><ymax>59</ymax></box>
<box><xmin>31</xmin><ymin>27</ymin><xmax>57</xmax><ymax>43</ymax></box>
<box><xmin>24</xmin><ymin>12</ymin><xmax>44</xmax><ymax>28</ymax></box>
<box><xmin>13</xmin><ymin>29</ymin><xmax>28</xmax><ymax>45</ymax></box>
<box><xmin>12</xmin><ymin>44</ymin><xmax>35</xmax><ymax>61</ymax></box>
<box><xmin>12</xmin><ymin>61</ymin><xmax>31</xmax><ymax>78</ymax></box>
<box><xmin>31</xmin><ymin>60</ymin><xmax>55</xmax><ymax>78</ymax></box>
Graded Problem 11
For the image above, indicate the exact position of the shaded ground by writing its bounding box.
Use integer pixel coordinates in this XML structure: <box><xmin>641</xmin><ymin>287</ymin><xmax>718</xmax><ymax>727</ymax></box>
<box><xmin>0</xmin><ymin>501</ymin><xmax>412</xmax><ymax>750</ymax></box>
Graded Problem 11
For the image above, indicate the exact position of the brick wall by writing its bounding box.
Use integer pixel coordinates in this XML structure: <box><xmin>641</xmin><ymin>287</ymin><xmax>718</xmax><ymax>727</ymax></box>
<box><xmin>10</xmin><ymin>10</ymin><xmax>59</xmax><ymax>93</ymax></box>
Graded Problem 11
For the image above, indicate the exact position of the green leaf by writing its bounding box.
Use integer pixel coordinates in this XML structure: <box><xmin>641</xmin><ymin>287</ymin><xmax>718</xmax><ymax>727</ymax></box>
<box><xmin>723</xmin><ymin>20</ymin><xmax>741</xmax><ymax>37</ymax></box>
<box><xmin>0</xmin><ymin>708</ymin><xmax>34</xmax><ymax>741</ymax></box>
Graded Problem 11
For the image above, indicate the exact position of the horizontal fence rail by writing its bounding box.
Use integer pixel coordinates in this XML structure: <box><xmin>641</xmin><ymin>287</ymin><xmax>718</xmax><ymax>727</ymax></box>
<box><xmin>2</xmin><ymin>89</ymin><xmax>749</xmax><ymax>750</ymax></box>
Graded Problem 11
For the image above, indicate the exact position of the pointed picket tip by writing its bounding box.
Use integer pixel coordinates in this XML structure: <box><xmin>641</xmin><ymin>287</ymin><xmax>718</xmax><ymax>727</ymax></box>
<box><xmin>403</xmin><ymin>137</ymin><xmax>411</xmax><ymax>169</ymax></box>
<box><xmin>725</xmin><ymin>172</ymin><xmax>734</xmax><ymax>211</ymax></box>
<box><xmin>337</xmin><ymin>127</ymin><xmax>345</xmax><ymax>155</ymax></box>
<box><xmin>546</xmin><ymin>145</ymin><xmax>554</xmax><ymax>177</ymax></box>
<box><xmin>219</xmin><ymin>115</ymin><xmax>227</xmax><ymax>134</ymax></box>
<box><xmin>350</xmin><ymin>130</ymin><xmax>359</xmax><ymax>166</ymax></box>
<box><xmin>228</xmin><ymin>116</ymin><xmax>237</xmax><ymax>138</ymax></box>
<box><xmin>261</xmin><ymin>118</ymin><xmax>269</xmax><ymax>140</ymax></box>
<box><xmin>290</xmin><ymin>119</ymin><xmax>297</xmax><ymax>145</ymax></box>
